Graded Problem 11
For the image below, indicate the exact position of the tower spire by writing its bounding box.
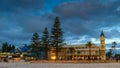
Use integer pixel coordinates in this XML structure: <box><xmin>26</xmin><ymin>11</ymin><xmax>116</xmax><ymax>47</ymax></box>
<box><xmin>99</xmin><ymin>30</ymin><xmax>106</xmax><ymax>60</ymax></box>
<box><xmin>100</xmin><ymin>30</ymin><xmax>104</xmax><ymax>37</ymax></box>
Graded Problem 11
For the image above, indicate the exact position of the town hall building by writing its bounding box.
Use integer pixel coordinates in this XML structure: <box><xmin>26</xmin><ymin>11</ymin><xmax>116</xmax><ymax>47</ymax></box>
<box><xmin>48</xmin><ymin>31</ymin><xmax>106</xmax><ymax>60</ymax></box>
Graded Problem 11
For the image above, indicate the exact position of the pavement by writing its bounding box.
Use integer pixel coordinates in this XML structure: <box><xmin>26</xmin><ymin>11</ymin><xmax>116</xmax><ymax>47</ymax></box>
<box><xmin>0</xmin><ymin>62</ymin><xmax>120</xmax><ymax>68</ymax></box>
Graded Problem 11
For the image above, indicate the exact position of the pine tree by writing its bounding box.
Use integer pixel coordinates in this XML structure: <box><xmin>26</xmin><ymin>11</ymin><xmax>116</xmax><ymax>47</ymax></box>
<box><xmin>24</xmin><ymin>44</ymin><xmax>28</xmax><ymax>47</ymax></box>
<box><xmin>41</xmin><ymin>27</ymin><xmax>49</xmax><ymax>60</ymax></box>
<box><xmin>7</xmin><ymin>44</ymin><xmax>12</xmax><ymax>52</ymax></box>
<box><xmin>30</xmin><ymin>32</ymin><xmax>41</xmax><ymax>59</ymax></box>
<box><xmin>50</xmin><ymin>17</ymin><xmax>64</xmax><ymax>60</ymax></box>
<box><xmin>11</xmin><ymin>45</ymin><xmax>15</xmax><ymax>52</ymax></box>
<box><xmin>16</xmin><ymin>48</ymin><xmax>19</xmax><ymax>53</ymax></box>
<box><xmin>1</xmin><ymin>43</ymin><xmax>15</xmax><ymax>53</ymax></box>
<box><xmin>2</xmin><ymin>42</ymin><xmax>8</xmax><ymax>52</ymax></box>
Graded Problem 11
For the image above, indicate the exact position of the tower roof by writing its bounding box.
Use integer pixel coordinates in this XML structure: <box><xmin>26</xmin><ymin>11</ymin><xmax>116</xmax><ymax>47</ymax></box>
<box><xmin>100</xmin><ymin>31</ymin><xmax>104</xmax><ymax>37</ymax></box>
<box><xmin>55</xmin><ymin>17</ymin><xmax>59</xmax><ymax>22</ymax></box>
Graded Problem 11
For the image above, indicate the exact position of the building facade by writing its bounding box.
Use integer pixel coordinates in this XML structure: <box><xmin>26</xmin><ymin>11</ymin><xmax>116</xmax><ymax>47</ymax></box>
<box><xmin>48</xmin><ymin>31</ymin><xmax>106</xmax><ymax>60</ymax></box>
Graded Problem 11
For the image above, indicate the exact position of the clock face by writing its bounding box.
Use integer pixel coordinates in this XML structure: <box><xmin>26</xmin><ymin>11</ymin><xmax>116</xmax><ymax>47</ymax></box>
<box><xmin>101</xmin><ymin>40</ymin><xmax>104</xmax><ymax>44</ymax></box>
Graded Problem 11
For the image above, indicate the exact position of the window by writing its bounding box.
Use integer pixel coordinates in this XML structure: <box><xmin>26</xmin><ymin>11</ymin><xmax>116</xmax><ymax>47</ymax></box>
<box><xmin>67</xmin><ymin>51</ymin><xmax>70</xmax><ymax>54</ymax></box>
<box><xmin>77</xmin><ymin>51</ymin><xmax>81</xmax><ymax>54</ymax></box>
<box><xmin>101</xmin><ymin>45</ymin><xmax>104</xmax><ymax>48</ymax></box>
<box><xmin>96</xmin><ymin>51</ymin><xmax>98</xmax><ymax>54</ymax></box>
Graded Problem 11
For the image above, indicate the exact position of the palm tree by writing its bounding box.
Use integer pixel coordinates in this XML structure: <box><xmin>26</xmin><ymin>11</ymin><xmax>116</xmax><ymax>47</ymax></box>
<box><xmin>112</xmin><ymin>41</ymin><xmax>117</xmax><ymax>49</ymax></box>
<box><xmin>111</xmin><ymin>41</ymin><xmax>117</xmax><ymax>59</ymax></box>
<box><xmin>106</xmin><ymin>49</ymin><xmax>112</xmax><ymax>59</ymax></box>
<box><xmin>86</xmin><ymin>41</ymin><xmax>92</xmax><ymax>60</ymax></box>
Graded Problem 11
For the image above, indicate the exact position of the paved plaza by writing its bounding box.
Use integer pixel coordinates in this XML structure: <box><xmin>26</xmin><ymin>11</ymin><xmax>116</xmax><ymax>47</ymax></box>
<box><xmin>0</xmin><ymin>62</ymin><xmax>120</xmax><ymax>68</ymax></box>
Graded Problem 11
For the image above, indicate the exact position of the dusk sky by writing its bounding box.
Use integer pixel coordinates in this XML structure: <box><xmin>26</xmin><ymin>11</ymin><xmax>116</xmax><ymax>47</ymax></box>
<box><xmin>0</xmin><ymin>0</ymin><xmax>120</xmax><ymax>48</ymax></box>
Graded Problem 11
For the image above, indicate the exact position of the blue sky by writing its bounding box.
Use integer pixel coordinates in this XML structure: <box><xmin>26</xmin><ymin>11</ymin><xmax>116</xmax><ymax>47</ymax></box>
<box><xmin>0</xmin><ymin>0</ymin><xmax>120</xmax><ymax>48</ymax></box>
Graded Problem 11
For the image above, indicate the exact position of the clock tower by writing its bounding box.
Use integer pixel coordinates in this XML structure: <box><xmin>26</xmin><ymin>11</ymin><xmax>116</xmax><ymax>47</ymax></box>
<box><xmin>100</xmin><ymin>31</ymin><xmax>106</xmax><ymax>60</ymax></box>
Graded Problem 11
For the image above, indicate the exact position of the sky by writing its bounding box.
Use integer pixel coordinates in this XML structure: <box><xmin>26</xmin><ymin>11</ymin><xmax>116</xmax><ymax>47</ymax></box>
<box><xmin>0</xmin><ymin>0</ymin><xmax>120</xmax><ymax>48</ymax></box>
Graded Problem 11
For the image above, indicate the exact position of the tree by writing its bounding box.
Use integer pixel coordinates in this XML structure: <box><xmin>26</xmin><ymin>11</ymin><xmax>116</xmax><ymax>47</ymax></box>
<box><xmin>112</xmin><ymin>41</ymin><xmax>117</xmax><ymax>49</ymax></box>
<box><xmin>16</xmin><ymin>48</ymin><xmax>20</xmax><ymax>53</ymax></box>
<box><xmin>24</xmin><ymin>44</ymin><xmax>28</xmax><ymax>47</ymax></box>
<box><xmin>86</xmin><ymin>41</ymin><xmax>92</xmax><ymax>60</ymax></box>
<box><xmin>41</xmin><ymin>27</ymin><xmax>49</xmax><ymax>60</ymax></box>
<box><xmin>50</xmin><ymin>17</ymin><xmax>64</xmax><ymax>60</ymax></box>
<box><xmin>111</xmin><ymin>41</ymin><xmax>117</xmax><ymax>59</ymax></box>
<box><xmin>11</xmin><ymin>45</ymin><xmax>15</xmax><ymax>52</ymax></box>
<box><xmin>7</xmin><ymin>44</ymin><xmax>12</xmax><ymax>52</ymax></box>
<box><xmin>1</xmin><ymin>42</ymin><xmax>15</xmax><ymax>53</ymax></box>
<box><xmin>30</xmin><ymin>32</ymin><xmax>41</xmax><ymax>59</ymax></box>
<box><xmin>1</xmin><ymin>42</ymin><xmax>8</xmax><ymax>52</ymax></box>
<box><xmin>106</xmin><ymin>49</ymin><xmax>112</xmax><ymax>59</ymax></box>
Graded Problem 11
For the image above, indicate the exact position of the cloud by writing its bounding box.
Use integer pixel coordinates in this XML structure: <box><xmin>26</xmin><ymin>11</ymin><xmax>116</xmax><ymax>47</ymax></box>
<box><xmin>0</xmin><ymin>0</ymin><xmax>58</xmax><ymax>45</ymax></box>
<box><xmin>56</xmin><ymin>0</ymin><xmax>120</xmax><ymax>20</ymax></box>
<box><xmin>0</xmin><ymin>0</ymin><xmax>120</xmax><ymax>46</ymax></box>
<box><xmin>53</xmin><ymin>0</ymin><xmax>120</xmax><ymax>35</ymax></box>
<box><xmin>0</xmin><ymin>12</ymin><xmax>57</xmax><ymax>45</ymax></box>
<box><xmin>0</xmin><ymin>0</ymin><xmax>44</xmax><ymax>12</ymax></box>
<box><xmin>52</xmin><ymin>0</ymin><xmax>120</xmax><ymax>45</ymax></box>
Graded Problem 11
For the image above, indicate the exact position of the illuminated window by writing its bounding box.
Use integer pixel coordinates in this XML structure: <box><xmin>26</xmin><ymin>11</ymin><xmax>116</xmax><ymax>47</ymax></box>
<box><xmin>51</xmin><ymin>56</ymin><xmax>56</xmax><ymax>60</ymax></box>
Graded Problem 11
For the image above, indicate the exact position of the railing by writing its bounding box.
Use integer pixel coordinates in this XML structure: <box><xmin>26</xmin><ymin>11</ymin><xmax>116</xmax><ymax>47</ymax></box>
<box><xmin>66</xmin><ymin>53</ymin><xmax>100</xmax><ymax>55</ymax></box>
<box><xmin>30</xmin><ymin>60</ymin><xmax>120</xmax><ymax>63</ymax></box>
<box><xmin>75</xmin><ymin>48</ymin><xmax>99</xmax><ymax>50</ymax></box>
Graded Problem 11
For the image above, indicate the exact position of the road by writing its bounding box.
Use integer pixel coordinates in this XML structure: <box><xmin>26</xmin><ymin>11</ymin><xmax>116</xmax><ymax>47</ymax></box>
<box><xmin>0</xmin><ymin>62</ymin><xmax>120</xmax><ymax>68</ymax></box>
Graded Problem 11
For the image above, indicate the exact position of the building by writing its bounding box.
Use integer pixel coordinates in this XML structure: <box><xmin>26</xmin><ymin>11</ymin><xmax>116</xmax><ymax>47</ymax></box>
<box><xmin>48</xmin><ymin>31</ymin><xmax>106</xmax><ymax>60</ymax></box>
